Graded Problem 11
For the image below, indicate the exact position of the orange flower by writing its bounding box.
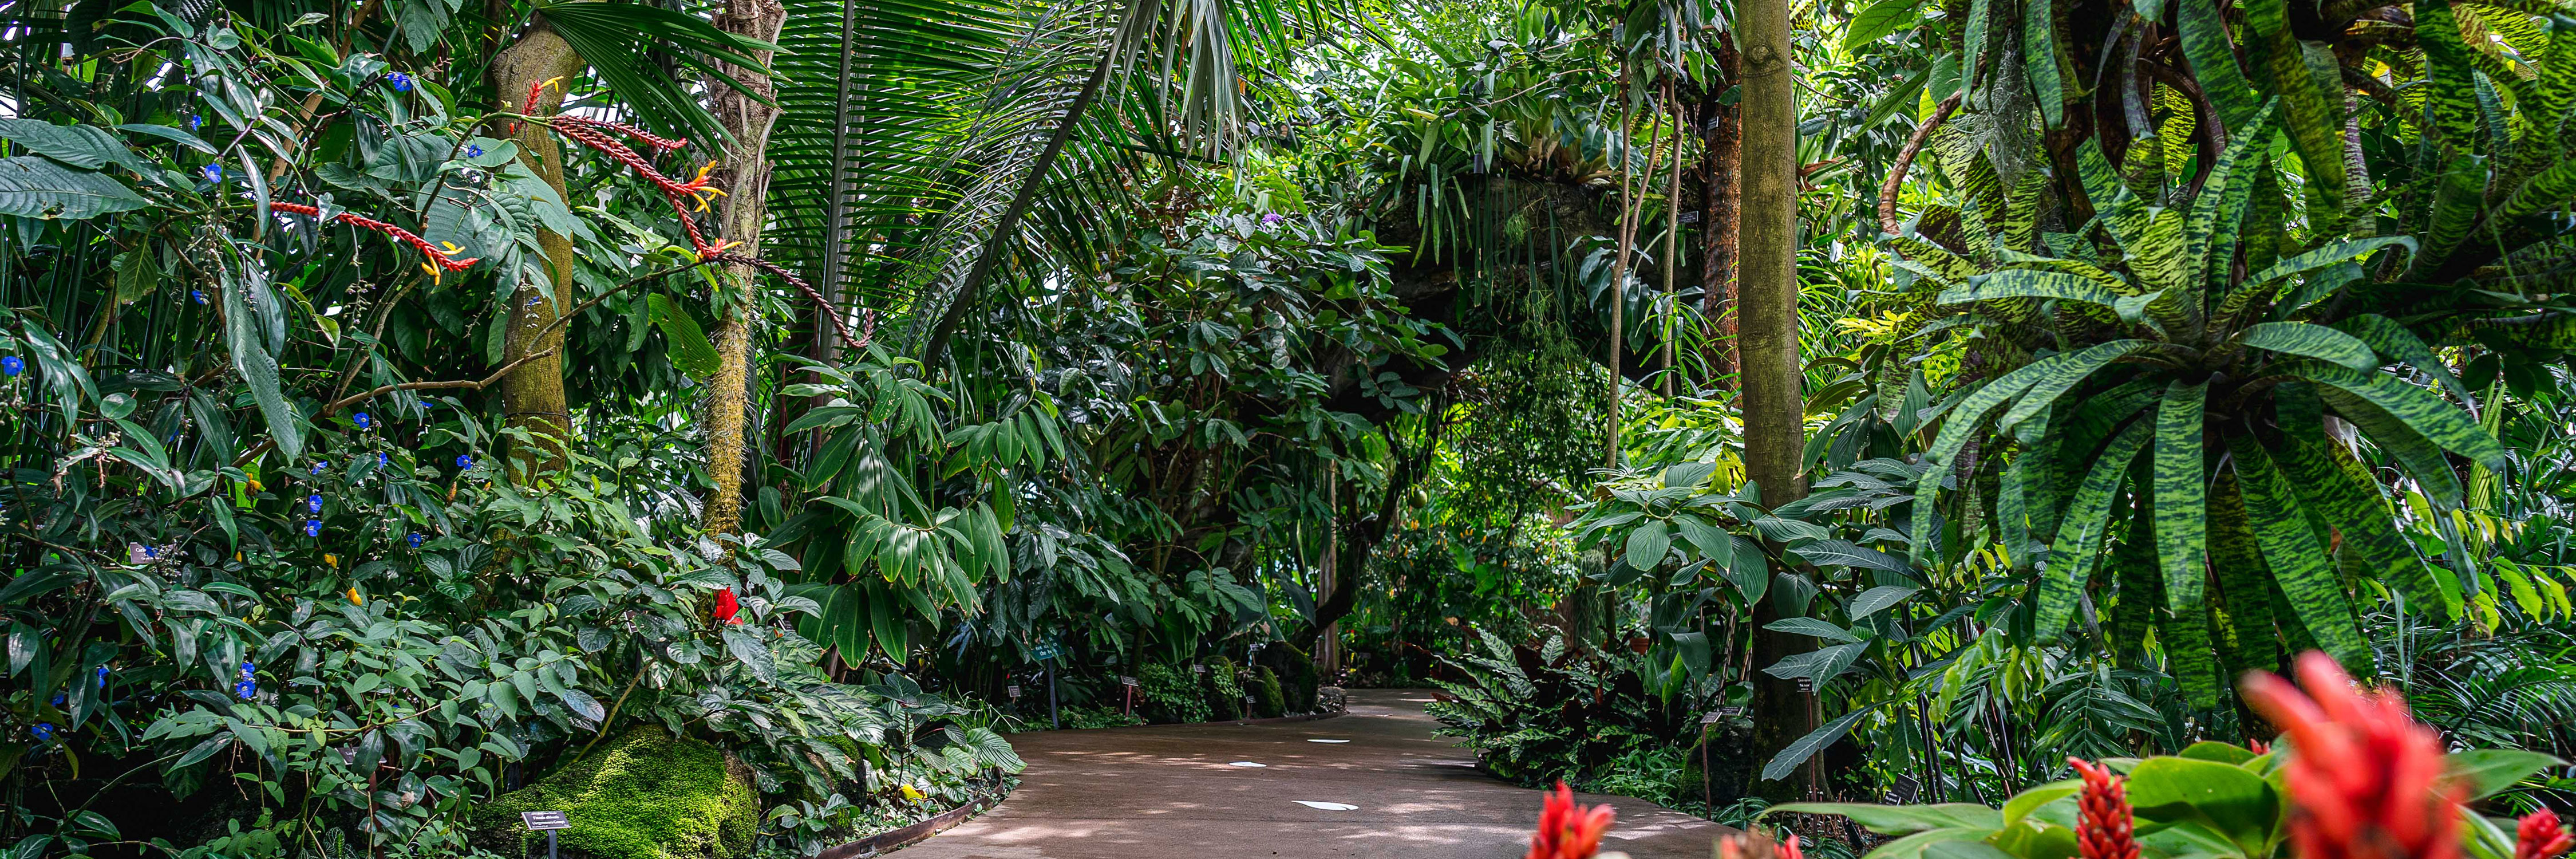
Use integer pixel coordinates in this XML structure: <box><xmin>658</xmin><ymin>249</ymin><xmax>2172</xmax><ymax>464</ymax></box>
<box><xmin>2070</xmin><ymin>758</ymin><xmax>2139</xmax><ymax>859</ymax></box>
<box><xmin>1528</xmin><ymin>781</ymin><xmax>1615</xmax><ymax>859</ymax></box>
<box><xmin>2242</xmin><ymin>651</ymin><xmax>2463</xmax><ymax>859</ymax></box>
<box><xmin>2519</xmin><ymin>809</ymin><xmax>2572</xmax><ymax>859</ymax></box>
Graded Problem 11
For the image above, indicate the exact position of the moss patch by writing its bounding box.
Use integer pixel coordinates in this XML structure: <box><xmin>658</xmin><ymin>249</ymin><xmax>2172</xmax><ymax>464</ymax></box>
<box><xmin>475</xmin><ymin>728</ymin><xmax>756</xmax><ymax>859</ymax></box>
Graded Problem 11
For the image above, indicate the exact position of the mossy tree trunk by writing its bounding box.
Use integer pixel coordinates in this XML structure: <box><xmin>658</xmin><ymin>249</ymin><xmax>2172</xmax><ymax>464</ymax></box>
<box><xmin>1736</xmin><ymin>0</ymin><xmax>1817</xmax><ymax>801</ymax></box>
<box><xmin>491</xmin><ymin>17</ymin><xmax>588</xmax><ymax>480</ymax></box>
<box><xmin>700</xmin><ymin>0</ymin><xmax>787</xmax><ymax>537</ymax></box>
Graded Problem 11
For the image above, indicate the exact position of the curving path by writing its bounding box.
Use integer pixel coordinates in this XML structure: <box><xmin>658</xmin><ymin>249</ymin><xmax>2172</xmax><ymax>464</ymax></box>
<box><xmin>896</xmin><ymin>688</ymin><xmax>1727</xmax><ymax>859</ymax></box>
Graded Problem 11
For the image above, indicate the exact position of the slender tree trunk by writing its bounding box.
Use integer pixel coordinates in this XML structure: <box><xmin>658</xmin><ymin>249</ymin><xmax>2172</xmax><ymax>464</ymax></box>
<box><xmin>491</xmin><ymin>18</ymin><xmax>588</xmax><ymax>480</ymax></box>
<box><xmin>1698</xmin><ymin>40</ymin><xmax>1742</xmax><ymax>390</ymax></box>
<box><xmin>700</xmin><ymin>0</ymin><xmax>788</xmax><ymax>536</ymax></box>
<box><xmin>1738</xmin><ymin>0</ymin><xmax>1816</xmax><ymax>800</ymax></box>
<box><xmin>1661</xmin><ymin>80</ymin><xmax>1682</xmax><ymax>398</ymax></box>
<box><xmin>1607</xmin><ymin>64</ymin><xmax>1636</xmax><ymax>468</ymax></box>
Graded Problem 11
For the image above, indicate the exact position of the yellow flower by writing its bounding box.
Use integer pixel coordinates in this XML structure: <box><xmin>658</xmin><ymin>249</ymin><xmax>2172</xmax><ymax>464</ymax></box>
<box><xmin>346</xmin><ymin>587</ymin><xmax>364</xmax><ymax>605</ymax></box>
<box><xmin>324</xmin><ymin>554</ymin><xmax>339</xmax><ymax>568</ymax></box>
<box><xmin>899</xmin><ymin>784</ymin><xmax>926</xmax><ymax>802</ymax></box>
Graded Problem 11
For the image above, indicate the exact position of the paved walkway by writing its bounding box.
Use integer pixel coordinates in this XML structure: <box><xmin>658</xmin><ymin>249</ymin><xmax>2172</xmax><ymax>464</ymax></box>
<box><xmin>898</xmin><ymin>688</ymin><xmax>1726</xmax><ymax>859</ymax></box>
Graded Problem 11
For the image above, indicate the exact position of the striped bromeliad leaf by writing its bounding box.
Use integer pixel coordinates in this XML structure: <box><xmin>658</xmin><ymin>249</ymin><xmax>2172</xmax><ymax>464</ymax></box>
<box><xmin>2154</xmin><ymin>380</ymin><xmax>2221</xmax><ymax>707</ymax></box>
<box><xmin>2274</xmin><ymin>383</ymin><xmax>2465</xmax><ymax>624</ymax></box>
<box><xmin>2241</xmin><ymin>0</ymin><xmax>2346</xmax><ymax>228</ymax></box>
<box><xmin>2315</xmin><ymin>384</ymin><xmax>2469</xmax><ymax>509</ymax></box>
<box><xmin>2238</xmin><ymin>322</ymin><xmax>2379</xmax><ymax>371</ymax></box>
<box><xmin>1992</xmin><ymin>340</ymin><xmax>2152</xmax><ymax>437</ymax></box>
<box><xmin>2226</xmin><ymin>434</ymin><xmax>2374</xmax><ymax>672</ymax></box>
<box><xmin>2291</xmin><ymin>362</ymin><xmax>2510</xmax><ymax>470</ymax></box>
<box><xmin>2185</xmin><ymin>100</ymin><xmax>2275</xmax><ymax>295</ymax></box>
<box><xmin>2035</xmin><ymin>418</ymin><xmax>2155</xmax><ymax>643</ymax></box>
<box><xmin>1938</xmin><ymin>270</ymin><xmax>2127</xmax><ymax>316</ymax></box>
<box><xmin>2239</xmin><ymin>236</ymin><xmax>2417</xmax><ymax>294</ymax></box>
<box><xmin>2208</xmin><ymin>471</ymin><xmax>2285</xmax><ymax>679</ymax></box>
<box><xmin>2415</xmin><ymin>0</ymin><xmax>2489</xmax><ymax>150</ymax></box>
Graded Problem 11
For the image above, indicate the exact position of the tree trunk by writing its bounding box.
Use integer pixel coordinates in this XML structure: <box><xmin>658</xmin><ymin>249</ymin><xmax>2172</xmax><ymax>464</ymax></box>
<box><xmin>1737</xmin><ymin>0</ymin><xmax>1816</xmax><ymax>800</ymax></box>
<box><xmin>700</xmin><ymin>0</ymin><xmax>788</xmax><ymax>536</ymax></box>
<box><xmin>1697</xmin><ymin>39</ymin><xmax>1742</xmax><ymax>389</ymax></box>
<box><xmin>491</xmin><ymin>18</ymin><xmax>589</xmax><ymax>480</ymax></box>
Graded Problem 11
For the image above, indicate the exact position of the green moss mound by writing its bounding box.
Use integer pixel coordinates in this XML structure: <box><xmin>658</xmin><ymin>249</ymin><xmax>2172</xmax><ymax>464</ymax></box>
<box><xmin>475</xmin><ymin>728</ymin><xmax>756</xmax><ymax>859</ymax></box>
<box><xmin>1254</xmin><ymin>665</ymin><xmax>1286</xmax><ymax>718</ymax></box>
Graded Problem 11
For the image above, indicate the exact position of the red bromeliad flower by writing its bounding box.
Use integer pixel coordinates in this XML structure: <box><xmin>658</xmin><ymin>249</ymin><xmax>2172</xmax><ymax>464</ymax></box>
<box><xmin>2242</xmin><ymin>651</ymin><xmax>2463</xmax><ymax>859</ymax></box>
<box><xmin>2520</xmin><ymin>810</ymin><xmax>2573</xmax><ymax>859</ymax></box>
<box><xmin>713</xmin><ymin>588</ymin><xmax>742</xmax><ymax>625</ymax></box>
<box><xmin>1527</xmin><ymin>781</ymin><xmax>1615</xmax><ymax>859</ymax></box>
<box><xmin>269</xmin><ymin>202</ymin><xmax>477</xmax><ymax>276</ymax></box>
<box><xmin>2070</xmin><ymin>758</ymin><xmax>2139</xmax><ymax>859</ymax></box>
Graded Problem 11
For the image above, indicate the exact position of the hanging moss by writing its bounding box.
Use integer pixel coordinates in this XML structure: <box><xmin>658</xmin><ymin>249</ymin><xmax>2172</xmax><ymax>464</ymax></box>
<box><xmin>474</xmin><ymin>728</ymin><xmax>757</xmax><ymax>859</ymax></box>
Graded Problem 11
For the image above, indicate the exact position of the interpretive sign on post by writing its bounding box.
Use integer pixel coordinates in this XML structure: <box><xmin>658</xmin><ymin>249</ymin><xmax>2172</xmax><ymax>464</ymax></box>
<box><xmin>522</xmin><ymin>810</ymin><xmax>570</xmax><ymax>859</ymax></box>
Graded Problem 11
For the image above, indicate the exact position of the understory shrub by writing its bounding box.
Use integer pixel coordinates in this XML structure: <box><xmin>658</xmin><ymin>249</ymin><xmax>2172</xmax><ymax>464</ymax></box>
<box><xmin>1207</xmin><ymin>657</ymin><xmax>1247</xmax><ymax>720</ymax></box>
<box><xmin>476</xmin><ymin>728</ymin><xmax>757</xmax><ymax>859</ymax></box>
<box><xmin>1254</xmin><ymin>667</ymin><xmax>1287</xmax><ymax>718</ymax></box>
<box><xmin>1138</xmin><ymin>663</ymin><xmax>1209</xmax><ymax>724</ymax></box>
<box><xmin>1429</xmin><ymin>629</ymin><xmax>1716</xmax><ymax>785</ymax></box>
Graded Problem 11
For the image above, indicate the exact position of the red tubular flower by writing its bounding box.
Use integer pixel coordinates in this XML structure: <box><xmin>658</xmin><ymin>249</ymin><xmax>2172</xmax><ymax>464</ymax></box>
<box><xmin>2070</xmin><ymin>758</ymin><xmax>2140</xmax><ymax>859</ymax></box>
<box><xmin>2519</xmin><ymin>810</ymin><xmax>2573</xmax><ymax>859</ymax></box>
<box><xmin>1528</xmin><ymin>781</ymin><xmax>1615</xmax><ymax>859</ymax></box>
<box><xmin>269</xmin><ymin>202</ymin><xmax>478</xmax><ymax>273</ymax></box>
<box><xmin>2242</xmin><ymin>651</ymin><xmax>2463</xmax><ymax>859</ymax></box>
<box><xmin>713</xmin><ymin>588</ymin><xmax>742</xmax><ymax>625</ymax></box>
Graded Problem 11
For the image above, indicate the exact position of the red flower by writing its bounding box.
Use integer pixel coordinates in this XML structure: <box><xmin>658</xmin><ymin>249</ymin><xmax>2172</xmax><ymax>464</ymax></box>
<box><xmin>2242</xmin><ymin>651</ymin><xmax>2463</xmax><ymax>859</ymax></box>
<box><xmin>2070</xmin><ymin>758</ymin><xmax>2139</xmax><ymax>859</ymax></box>
<box><xmin>2519</xmin><ymin>810</ymin><xmax>2573</xmax><ymax>859</ymax></box>
<box><xmin>1527</xmin><ymin>781</ymin><xmax>1615</xmax><ymax>859</ymax></box>
<box><xmin>713</xmin><ymin>588</ymin><xmax>742</xmax><ymax>625</ymax></box>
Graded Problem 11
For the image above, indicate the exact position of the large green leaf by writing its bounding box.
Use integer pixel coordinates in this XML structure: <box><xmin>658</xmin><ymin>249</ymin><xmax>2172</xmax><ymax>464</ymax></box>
<box><xmin>0</xmin><ymin>156</ymin><xmax>149</xmax><ymax>220</ymax></box>
<box><xmin>1845</xmin><ymin>0</ymin><xmax>1927</xmax><ymax>50</ymax></box>
<box><xmin>2239</xmin><ymin>322</ymin><xmax>2378</xmax><ymax>371</ymax></box>
<box><xmin>2293</xmin><ymin>362</ymin><xmax>2506</xmax><ymax>470</ymax></box>
<box><xmin>1940</xmin><ymin>269</ymin><xmax>2125</xmax><ymax>314</ymax></box>
<box><xmin>2411</xmin><ymin>153</ymin><xmax>2490</xmax><ymax>272</ymax></box>
<box><xmin>2241</xmin><ymin>0</ymin><xmax>2345</xmax><ymax>228</ymax></box>
<box><xmin>2415</xmin><ymin>0</ymin><xmax>2487</xmax><ymax>148</ymax></box>
<box><xmin>2274</xmin><ymin>383</ymin><xmax>2460</xmax><ymax>623</ymax></box>
<box><xmin>2314</xmin><ymin>384</ymin><xmax>2466</xmax><ymax>509</ymax></box>
<box><xmin>2336</xmin><ymin>314</ymin><xmax>2471</xmax><ymax>404</ymax></box>
<box><xmin>0</xmin><ymin>120</ymin><xmax>147</xmax><ymax>171</ymax></box>
<box><xmin>647</xmin><ymin>293</ymin><xmax>724</xmax><ymax>380</ymax></box>
<box><xmin>2241</xmin><ymin>237</ymin><xmax>2416</xmax><ymax>293</ymax></box>
<box><xmin>2124</xmin><ymin>756</ymin><xmax>2281</xmax><ymax>852</ymax></box>
<box><xmin>2226</xmin><ymin>435</ymin><xmax>2372</xmax><ymax>672</ymax></box>
<box><xmin>2208</xmin><ymin>472</ymin><xmax>2283</xmax><ymax>677</ymax></box>
<box><xmin>1768</xmin><ymin>803</ymin><xmax>2002</xmax><ymax>836</ymax></box>
<box><xmin>224</xmin><ymin>279</ymin><xmax>302</xmax><ymax>460</ymax></box>
<box><xmin>2177</xmin><ymin>0</ymin><xmax>2261</xmax><ymax>131</ymax></box>
<box><xmin>2154</xmin><ymin>381</ymin><xmax>2219</xmax><ymax>707</ymax></box>
<box><xmin>2445</xmin><ymin>749</ymin><xmax>2566</xmax><ymax>800</ymax></box>
<box><xmin>1762</xmin><ymin>702</ymin><xmax>1879</xmax><ymax>781</ymax></box>
<box><xmin>2187</xmin><ymin>100</ymin><xmax>2275</xmax><ymax>294</ymax></box>
<box><xmin>1994</xmin><ymin>340</ymin><xmax>2152</xmax><ymax>435</ymax></box>
<box><xmin>2023</xmin><ymin>0</ymin><xmax>2063</xmax><ymax>128</ymax></box>
<box><xmin>2036</xmin><ymin>419</ymin><xmax>2154</xmax><ymax>642</ymax></box>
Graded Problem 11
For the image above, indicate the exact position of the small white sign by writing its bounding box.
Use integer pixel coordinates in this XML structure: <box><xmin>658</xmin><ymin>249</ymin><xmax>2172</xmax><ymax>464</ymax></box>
<box><xmin>1119</xmin><ymin>676</ymin><xmax>1139</xmax><ymax>687</ymax></box>
<box><xmin>1006</xmin><ymin>685</ymin><xmax>1021</xmax><ymax>699</ymax></box>
<box><xmin>521</xmin><ymin>811</ymin><xmax>570</xmax><ymax>831</ymax></box>
<box><xmin>1192</xmin><ymin>664</ymin><xmax>1205</xmax><ymax>674</ymax></box>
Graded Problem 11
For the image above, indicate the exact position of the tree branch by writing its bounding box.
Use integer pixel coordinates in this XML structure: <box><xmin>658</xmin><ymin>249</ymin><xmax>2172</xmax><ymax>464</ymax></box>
<box><xmin>1879</xmin><ymin>94</ymin><xmax>1963</xmax><ymax>237</ymax></box>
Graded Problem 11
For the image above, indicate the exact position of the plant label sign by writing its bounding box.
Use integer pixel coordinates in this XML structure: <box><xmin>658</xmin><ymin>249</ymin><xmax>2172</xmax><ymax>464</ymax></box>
<box><xmin>1700</xmin><ymin>711</ymin><xmax>1723</xmax><ymax>724</ymax></box>
<box><xmin>1119</xmin><ymin>676</ymin><xmax>1139</xmax><ymax>687</ymax></box>
<box><xmin>1006</xmin><ymin>684</ymin><xmax>1021</xmax><ymax>699</ymax></box>
<box><xmin>521</xmin><ymin>811</ymin><xmax>570</xmax><ymax>831</ymax></box>
<box><xmin>1192</xmin><ymin>664</ymin><xmax>1204</xmax><ymax>674</ymax></box>
<box><xmin>1030</xmin><ymin>643</ymin><xmax>1061</xmax><ymax>661</ymax></box>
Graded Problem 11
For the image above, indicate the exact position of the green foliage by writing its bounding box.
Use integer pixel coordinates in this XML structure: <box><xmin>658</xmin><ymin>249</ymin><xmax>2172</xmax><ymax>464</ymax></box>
<box><xmin>476</xmin><ymin>728</ymin><xmax>758</xmax><ymax>859</ymax></box>
<box><xmin>1428</xmin><ymin>629</ymin><xmax>1716</xmax><ymax>786</ymax></box>
<box><xmin>1137</xmin><ymin>663</ymin><xmax>1210</xmax><ymax>724</ymax></box>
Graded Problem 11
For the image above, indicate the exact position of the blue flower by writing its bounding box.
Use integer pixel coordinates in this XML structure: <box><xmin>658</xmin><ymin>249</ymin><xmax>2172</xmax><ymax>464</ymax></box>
<box><xmin>407</xmin><ymin>533</ymin><xmax>423</xmax><ymax>548</ymax></box>
<box><xmin>239</xmin><ymin>661</ymin><xmax>255</xmax><ymax>680</ymax></box>
<box><xmin>455</xmin><ymin>455</ymin><xmax>473</xmax><ymax>470</ymax></box>
<box><xmin>142</xmin><ymin>545</ymin><xmax>157</xmax><ymax>559</ymax></box>
<box><xmin>234</xmin><ymin>680</ymin><xmax>255</xmax><ymax>700</ymax></box>
<box><xmin>187</xmin><ymin>115</ymin><xmax>203</xmax><ymax>131</ymax></box>
<box><xmin>311</xmin><ymin>460</ymin><xmax>329</xmax><ymax>475</ymax></box>
<box><xmin>50</xmin><ymin>695</ymin><xmax>64</xmax><ymax>707</ymax></box>
<box><xmin>307</xmin><ymin>494</ymin><xmax>323</xmax><ymax>513</ymax></box>
<box><xmin>191</xmin><ymin>290</ymin><xmax>207</xmax><ymax>305</ymax></box>
<box><xmin>387</xmin><ymin>72</ymin><xmax>414</xmax><ymax>92</ymax></box>
<box><xmin>30</xmin><ymin>724</ymin><xmax>52</xmax><ymax>742</ymax></box>
<box><xmin>353</xmin><ymin>412</ymin><xmax>372</xmax><ymax>430</ymax></box>
<box><xmin>378</xmin><ymin>452</ymin><xmax>389</xmax><ymax>466</ymax></box>
<box><xmin>202</xmin><ymin>163</ymin><xmax>222</xmax><ymax>183</ymax></box>
<box><xmin>1</xmin><ymin>356</ymin><xmax>21</xmax><ymax>376</ymax></box>
<box><xmin>94</xmin><ymin>666</ymin><xmax>106</xmax><ymax>688</ymax></box>
<box><xmin>303</xmin><ymin>519</ymin><xmax>321</xmax><ymax>537</ymax></box>
<box><xmin>466</xmin><ymin>144</ymin><xmax>484</xmax><ymax>158</ymax></box>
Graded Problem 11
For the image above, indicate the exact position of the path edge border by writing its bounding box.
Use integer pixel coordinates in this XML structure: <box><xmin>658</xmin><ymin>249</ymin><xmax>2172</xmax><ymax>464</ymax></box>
<box><xmin>817</xmin><ymin>793</ymin><xmax>998</xmax><ymax>859</ymax></box>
